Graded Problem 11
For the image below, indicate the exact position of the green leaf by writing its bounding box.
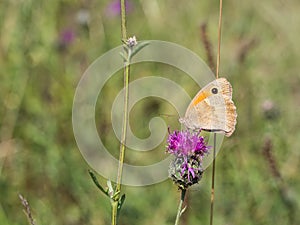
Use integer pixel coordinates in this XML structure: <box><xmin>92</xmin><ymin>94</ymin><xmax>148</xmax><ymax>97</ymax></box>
<box><xmin>117</xmin><ymin>194</ymin><xmax>126</xmax><ymax>219</ymax></box>
<box><xmin>112</xmin><ymin>190</ymin><xmax>121</xmax><ymax>202</ymax></box>
<box><xmin>118</xmin><ymin>194</ymin><xmax>126</xmax><ymax>210</ymax></box>
<box><xmin>180</xmin><ymin>206</ymin><xmax>187</xmax><ymax>216</ymax></box>
<box><xmin>88</xmin><ymin>170</ymin><xmax>109</xmax><ymax>197</ymax></box>
<box><xmin>119</xmin><ymin>52</ymin><xmax>127</xmax><ymax>61</ymax></box>
<box><xmin>130</xmin><ymin>41</ymin><xmax>149</xmax><ymax>59</ymax></box>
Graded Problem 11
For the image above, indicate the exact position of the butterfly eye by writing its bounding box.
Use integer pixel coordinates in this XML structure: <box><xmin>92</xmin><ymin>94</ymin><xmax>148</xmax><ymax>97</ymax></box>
<box><xmin>211</xmin><ymin>87</ymin><xmax>218</xmax><ymax>94</ymax></box>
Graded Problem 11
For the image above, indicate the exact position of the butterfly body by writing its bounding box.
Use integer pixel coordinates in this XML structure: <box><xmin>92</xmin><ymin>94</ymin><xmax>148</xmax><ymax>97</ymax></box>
<box><xmin>180</xmin><ymin>78</ymin><xmax>237</xmax><ymax>137</ymax></box>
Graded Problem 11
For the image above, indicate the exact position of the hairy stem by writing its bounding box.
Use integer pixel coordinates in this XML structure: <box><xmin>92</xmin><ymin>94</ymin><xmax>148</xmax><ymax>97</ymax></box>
<box><xmin>120</xmin><ymin>0</ymin><xmax>127</xmax><ymax>41</ymax></box>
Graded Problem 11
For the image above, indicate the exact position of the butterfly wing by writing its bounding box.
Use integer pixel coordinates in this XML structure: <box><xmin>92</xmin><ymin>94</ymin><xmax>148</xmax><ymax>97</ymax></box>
<box><xmin>181</xmin><ymin>78</ymin><xmax>237</xmax><ymax>137</ymax></box>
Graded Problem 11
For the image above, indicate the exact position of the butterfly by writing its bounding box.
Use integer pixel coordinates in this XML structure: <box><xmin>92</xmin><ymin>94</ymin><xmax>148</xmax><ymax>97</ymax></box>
<box><xmin>180</xmin><ymin>78</ymin><xmax>237</xmax><ymax>137</ymax></box>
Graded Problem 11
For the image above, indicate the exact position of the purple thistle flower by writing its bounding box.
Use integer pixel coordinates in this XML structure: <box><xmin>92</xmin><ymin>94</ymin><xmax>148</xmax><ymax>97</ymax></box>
<box><xmin>181</xmin><ymin>158</ymin><xmax>196</xmax><ymax>181</ymax></box>
<box><xmin>167</xmin><ymin>130</ymin><xmax>210</xmax><ymax>156</ymax></box>
<box><xmin>167</xmin><ymin>129</ymin><xmax>210</xmax><ymax>189</ymax></box>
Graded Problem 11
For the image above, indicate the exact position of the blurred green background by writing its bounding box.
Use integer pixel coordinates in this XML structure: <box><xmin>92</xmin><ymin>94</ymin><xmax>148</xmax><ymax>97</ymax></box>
<box><xmin>1</xmin><ymin>0</ymin><xmax>300</xmax><ymax>224</ymax></box>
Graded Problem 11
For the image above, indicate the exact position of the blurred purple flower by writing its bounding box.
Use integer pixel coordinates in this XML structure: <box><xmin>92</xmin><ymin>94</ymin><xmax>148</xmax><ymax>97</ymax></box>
<box><xmin>57</xmin><ymin>29</ymin><xmax>75</xmax><ymax>51</ymax></box>
<box><xmin>105</xmin><ymin>0</ymin><xmax>133</xmax><ymax>17</ymax></box>
<box><xmin>60</xmin><ymin>29</ymin><xmax>75</xmax><ymax>44</ymax></box>
<box><xmin>167</xmin><ymin>129</ymin><xmax>210</xmax><ymax>189</ymax></box>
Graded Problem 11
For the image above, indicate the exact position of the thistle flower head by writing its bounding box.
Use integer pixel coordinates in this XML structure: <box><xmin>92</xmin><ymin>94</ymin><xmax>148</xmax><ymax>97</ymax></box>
<box><xmin>167</xmin><ymin>129</ymin><xmax>210</xmax><ymax>189</ymax></box>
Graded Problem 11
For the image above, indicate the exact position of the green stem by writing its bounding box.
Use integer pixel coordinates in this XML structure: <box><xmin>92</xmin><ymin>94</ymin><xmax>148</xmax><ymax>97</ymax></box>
<box><xmin>116</xmin><ymin>0</ymin><xmax>128</xmax><ymax>191</ymax></box>
<box><xmin>111</xmin><ymin>0</ymin><xmax>129</xmax><ymax>224</ymax></box>
<box><xmin>175</xmin><ymin>189</ymin><xmax>186</xmax><ymax>225</ymax></box>
<box><xmin>116</xmin><ymin>64</ymin><xmax>130</xmax><ymax>191</ymax></box>
<box><xmin>111</xmin><ymin>201</ymin><xmax>118</xmax><ymax>225</ymax></box>
<box><xmin>117</xmin><ymin>0</ymin><xmax>128</xmax><ymax>189</ymax></box>
<box><xmin>209</xmin><ymin>133</ymin><xmax>217</xmax><ymax>225</ymax></box>
<box><xmin>210</xmin><ymin>0</ymin><xmax>223</xmax><ymax>222</ymax></box>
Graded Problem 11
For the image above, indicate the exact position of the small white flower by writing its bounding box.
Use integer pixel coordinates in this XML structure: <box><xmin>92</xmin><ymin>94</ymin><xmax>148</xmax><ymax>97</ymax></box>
<box><xmin>126</xmin><ymin>36</ymin><xmax>137</xmax><ymax>47</ymax></box>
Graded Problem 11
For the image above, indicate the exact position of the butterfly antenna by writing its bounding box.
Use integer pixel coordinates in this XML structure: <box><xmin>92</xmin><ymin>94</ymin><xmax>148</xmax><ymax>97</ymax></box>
<box><xmin>210</xmin><ymin>1</ymin><xmax>223</xmax><ymax>225</ymax></box>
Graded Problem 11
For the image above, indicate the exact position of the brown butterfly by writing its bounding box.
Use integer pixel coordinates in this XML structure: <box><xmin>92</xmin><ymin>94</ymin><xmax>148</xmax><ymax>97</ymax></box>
<box><xmin>180</xmin><ymin>78</ymin><xmax>237</xmax><ymax>137</ymax></box>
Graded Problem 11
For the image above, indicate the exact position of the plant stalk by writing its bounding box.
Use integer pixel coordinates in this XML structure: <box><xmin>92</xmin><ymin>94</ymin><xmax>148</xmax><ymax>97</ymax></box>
<box><xmin>116</xmin><ymin>62</ymin><xmax>130</xmax><ymax>191</ymax></box>
<box><xmin>210</xmin><ymin>133</ymin><xmax>217</xmax><ymax>225</ymax></box>
<box><xmin>216</xmin><ymin>0</ymin><xmax>223</xmax><ymax>79</ymax></box>
<box><xmin>120</xmin><ymin>0</ymin><xmax>127</xmax><ymax>41</ymax></box>
<box><xmin>175</xmin><ymin>189</ymin><xmax>186</xmax><ymax>225</ymax></box>
<box><xmin>210</xmin><ymin>0</ymin><xmax>223</xmax><ymax>224</ymax></box>
<box><xmin>112</xmin><ymin>0</ymin><xmax>129</xmax><ymax>224</ymax></box>
<box><xmin>111</xmin><ymin>201</ymin><xmax>118</xmax><ymax>225</ymax></box>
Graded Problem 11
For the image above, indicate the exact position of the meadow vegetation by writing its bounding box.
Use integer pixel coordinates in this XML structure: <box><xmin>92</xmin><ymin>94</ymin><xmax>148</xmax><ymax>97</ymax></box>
<box><xmin>0</xmin><ymin>0</ymin><xmax>299</xmax><ymax>224</ymax></box>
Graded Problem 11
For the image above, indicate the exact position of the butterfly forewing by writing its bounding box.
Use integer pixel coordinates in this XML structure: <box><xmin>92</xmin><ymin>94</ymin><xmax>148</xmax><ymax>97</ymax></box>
<box><xmin>181</xmin><ymin>78</ymin><xmax>237</xmax><ymax>137</ymax></box>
